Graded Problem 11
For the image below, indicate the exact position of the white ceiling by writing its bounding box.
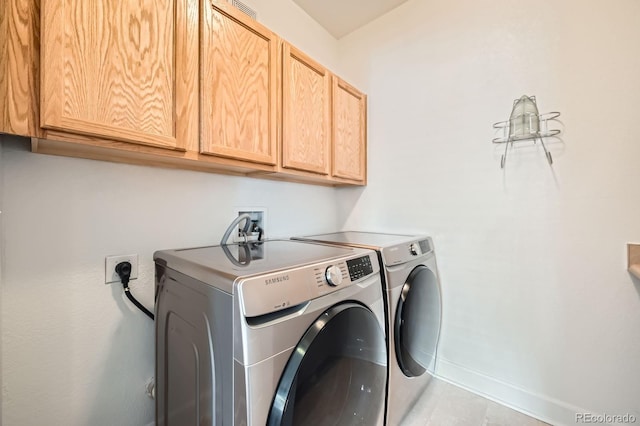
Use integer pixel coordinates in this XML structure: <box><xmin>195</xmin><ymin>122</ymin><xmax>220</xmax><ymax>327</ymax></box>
<box><xmin>292</xmin><ymin>0</ymin><xmax>409</xmax><ymax>39</ymax></box>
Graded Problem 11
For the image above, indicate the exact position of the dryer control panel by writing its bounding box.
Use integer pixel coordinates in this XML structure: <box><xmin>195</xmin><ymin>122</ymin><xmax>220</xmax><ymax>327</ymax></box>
<box><xmin>239</xmin><ymin>251</ymin><xmax>380</xmax><ymax>318</ymax></box>
<box><xmin>382</xmin><ymin>237</ymin><xmax>434</xmax><ymax>266</ymax></box>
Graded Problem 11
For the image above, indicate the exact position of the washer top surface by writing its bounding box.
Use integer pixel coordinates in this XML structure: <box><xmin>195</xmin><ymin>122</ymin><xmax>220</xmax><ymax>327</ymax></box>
<box><xmin>295</xmin><ymin>231</ymin><xmax>417</xmax><ymax>249</ymax></box>
<box><xmin>154</xmin><ymin>239</ymin><xmax>358</xmax><ymax>290</ymax></box>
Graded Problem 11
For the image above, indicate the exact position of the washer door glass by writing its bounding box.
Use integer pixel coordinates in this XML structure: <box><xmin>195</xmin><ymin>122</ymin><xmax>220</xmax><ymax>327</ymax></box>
<box><xmin>395</xmin><ymin>265</ymin><xmax>441</xmax><ymax>377</ymax></box>
<box><xmin>268</xmin><ymin>302</ymin><xmax>387</xmax><ymax>426</ymax></box>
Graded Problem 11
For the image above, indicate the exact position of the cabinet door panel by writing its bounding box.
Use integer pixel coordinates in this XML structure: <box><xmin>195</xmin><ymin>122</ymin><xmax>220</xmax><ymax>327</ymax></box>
<box><xmin>41</xmin><ymin>0</ymin><xmax>192</xmax><ymax>150</ymax></box>
<box><xmin>200</xmin><ymin>1</ymin><xmax>277</xmax><ymax>165</ymax></box>
<box><xmin>332</xmin><ymin>77</ymin><xmax>366</xmax><ymax>182</ymax></box>
<box><xmin>281</xmin><ymin>44</ymin><xmax>331</xmax><ymax>175</ymax></box>
<box><xmin>0</xmin><ymin>0</ymin><xmax>40</xmax><ymax>137</ymax></box>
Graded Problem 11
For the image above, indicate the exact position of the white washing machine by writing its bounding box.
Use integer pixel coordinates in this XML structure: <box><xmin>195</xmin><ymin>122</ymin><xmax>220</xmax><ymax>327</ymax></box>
<box><xmin>293</xmin><ymin>232</ymin><xmax>443</xmax><ymax>425</ymax></box>
<box><xmin>154</xmin><ymin>239</ymin><xmax>387</xmax><ymax>425</ymax></box>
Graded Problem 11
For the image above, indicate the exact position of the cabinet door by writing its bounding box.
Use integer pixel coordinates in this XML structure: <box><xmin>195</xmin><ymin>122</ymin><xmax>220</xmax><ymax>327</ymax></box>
<box><xmin>332</xmin><ymin>77</ymin><xmax>367</xmax><ymax>182</ymax></box>
<box><xmin>281</xmin><ymin>43</ymin><xmax>331</xmax><ymax>175</ymax></box>
<box><xmin>200</xmin><ymin>1</ymin><xmax>277</xmax><ymax>165</ymax></box>
<box><xmin>41</xmin><ymin>0</ymin><xmax>198</xmax><ymax>150</ymax></box>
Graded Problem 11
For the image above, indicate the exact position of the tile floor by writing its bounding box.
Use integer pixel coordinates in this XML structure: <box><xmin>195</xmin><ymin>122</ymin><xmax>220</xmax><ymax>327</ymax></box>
<box><xmin>401</xmin><ymin>378</ymin><xmax>550</xmax><ymax>426</ymax></box>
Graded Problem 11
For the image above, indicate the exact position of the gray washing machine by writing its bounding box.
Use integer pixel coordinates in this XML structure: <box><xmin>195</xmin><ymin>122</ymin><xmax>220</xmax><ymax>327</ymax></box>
<box><xmin>293</xmin><ymin>232</ymin><xmax>443</xmax><ymax>426</ymax></box>
<box><xmin>154</xmin><ymin>239</ymin><xmax>387</xmax><ymax>425</ymax></box>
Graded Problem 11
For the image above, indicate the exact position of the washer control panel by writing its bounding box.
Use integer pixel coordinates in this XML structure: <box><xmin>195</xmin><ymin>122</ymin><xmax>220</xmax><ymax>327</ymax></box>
<box><xmin>346</xmin><ymin>255</ymin><xmax>374</xmax><ymax>280</ymax></box>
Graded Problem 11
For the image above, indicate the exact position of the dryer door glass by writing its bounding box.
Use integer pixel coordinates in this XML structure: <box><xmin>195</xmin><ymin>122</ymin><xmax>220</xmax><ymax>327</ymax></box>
<box><xmin>395</xmin><ymin>265</ymin><xmax>441</xmax><ymax>377</ymax></box>
<box><xmin>267</xmin><ymin>302</ymin><xmax>387</xmax><ymax>426</ymax></box>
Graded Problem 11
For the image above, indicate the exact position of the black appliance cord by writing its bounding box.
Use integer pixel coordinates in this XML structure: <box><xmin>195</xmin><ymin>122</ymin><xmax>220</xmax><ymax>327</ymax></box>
<box><xmin>116</xmin><ymin>261</ymin><xmax>154</xmax><ymax>320</ymax></box>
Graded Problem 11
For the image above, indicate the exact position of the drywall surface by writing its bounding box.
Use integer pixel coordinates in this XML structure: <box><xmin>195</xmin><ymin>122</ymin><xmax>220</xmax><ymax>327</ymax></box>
<box><xmin>0</xmin><ymin>137</ymin><xmax>339</xmax><ymax>426</ymax></box>
<box><xmin>337</xmin><ymin>0</ymin><xmax>640</xmax><ymax>424</ymax></box>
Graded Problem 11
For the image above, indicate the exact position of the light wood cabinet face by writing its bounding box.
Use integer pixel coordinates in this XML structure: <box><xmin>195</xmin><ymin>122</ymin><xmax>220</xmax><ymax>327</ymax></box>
<box><xmin>41</xmin><ymin>0</ymin><xmax>196</xmax><ymax>150</ymax></box>
<box><xmin>0</xmin><ymin>0</ymin><xmax>41</xmax><ymax>137</ymax></box>
<box><xmin>332</xmin><ymin>77</ymin><xmax>367</xmax><ymax>182</ymax></box>
<box><xmin>200</xmin><ymin>1</ymin><xmax>277</xmax><ymax>165</ymax></box>
<box><xmin>281</xmin><ymin>43</ymin><xmax>331</xmax><ymax>175</ymax></box>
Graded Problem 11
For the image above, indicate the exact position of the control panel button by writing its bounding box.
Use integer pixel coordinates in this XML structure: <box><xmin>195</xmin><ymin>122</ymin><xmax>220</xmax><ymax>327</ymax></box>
<box><xmin>409</xmin><ymin>243</ymin><xmax>419</xmax><ymax>256</ymax></box>
<box><xmin>325</xmin><ymin>265</ymin><xmax>343</xmax><ymax>287</ymax></box>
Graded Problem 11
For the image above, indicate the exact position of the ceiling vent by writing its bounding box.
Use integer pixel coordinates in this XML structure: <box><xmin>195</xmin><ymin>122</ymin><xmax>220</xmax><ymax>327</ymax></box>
<box><xmin>231</xmin><ymin>0</ymin><xmax>257</xmax><ymax>20</ymax></box>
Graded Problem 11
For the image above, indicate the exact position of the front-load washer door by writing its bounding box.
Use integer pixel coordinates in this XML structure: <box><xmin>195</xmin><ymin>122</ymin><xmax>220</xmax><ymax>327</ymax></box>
<box><xmin>267</xmin><ymin>302</ymin><xmax>387</xmax><ymax>426</ymax></box>
<box><xmin>395</xmin><ymin>265</ymin><xmax>442</xmax><ymax>377</ymax></box>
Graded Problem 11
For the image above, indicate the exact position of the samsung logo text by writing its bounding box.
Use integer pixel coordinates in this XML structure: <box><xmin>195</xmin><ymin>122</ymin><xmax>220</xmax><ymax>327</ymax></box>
<box><xmin>265</xmin><ymin>275</ymin><xmax>290</xmax><ymax>285</ymax></box>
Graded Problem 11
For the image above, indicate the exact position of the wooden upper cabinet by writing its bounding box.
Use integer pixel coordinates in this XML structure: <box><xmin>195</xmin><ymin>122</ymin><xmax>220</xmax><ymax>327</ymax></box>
<box><xmin>27</xmin><ymin>0</ymin><xmax>366</xmax><ymax>184</ymax></box>
<box><xmin>40</xmin><ymin>0</ymin><xmax>198</xmax><ymax>150</ymax></box>
<box><xmin>281</xmin><ymin>43</ymin><xmax>331</xmax><ymax>175</ymax></box>
<box><xmin>200</xmin><ymin>1</ymin><xmax>277</xmax><ymax>165</ymax></box>
<box><xmin>332</xmin><ymin>77</ymin><xmax>367</xmax><ymax>182</ymax></box>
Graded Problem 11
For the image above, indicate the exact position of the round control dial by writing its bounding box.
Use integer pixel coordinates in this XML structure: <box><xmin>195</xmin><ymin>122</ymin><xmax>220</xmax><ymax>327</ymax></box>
<box><xmin>409</xmin><ymin>243</ymin><xmax>420</xmax><ymax>256</ymax></box>
<box><xmin>325</xmin><ymin>265</ymin><xmax>343</xmax><ymax>287</ymax></box>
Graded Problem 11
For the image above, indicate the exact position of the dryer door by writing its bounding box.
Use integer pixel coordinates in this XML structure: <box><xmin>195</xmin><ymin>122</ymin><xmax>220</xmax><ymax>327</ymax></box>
<box><xmin>267</xmin><ymin>302</ymin><xmax>387</xmax><ymax>426</ymax></box>
<box><xmin>395</xmin><ymin>265</ymin><xmax>442</xmax><ymax>377</ymax></box>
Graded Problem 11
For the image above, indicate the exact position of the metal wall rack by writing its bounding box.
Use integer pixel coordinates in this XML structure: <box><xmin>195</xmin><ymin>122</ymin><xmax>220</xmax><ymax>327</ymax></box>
<box><xmin>492</xmin><ymin>95</ymin><xmax>561</xmax><ymax>168</ymax></box>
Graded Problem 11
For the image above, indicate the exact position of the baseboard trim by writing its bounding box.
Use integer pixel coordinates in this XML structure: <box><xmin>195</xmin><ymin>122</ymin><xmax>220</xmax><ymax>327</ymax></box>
<box><xmin>435</xmin><ymin>357</ymin><xmax>596</xmax><ymax>426</ymax></box>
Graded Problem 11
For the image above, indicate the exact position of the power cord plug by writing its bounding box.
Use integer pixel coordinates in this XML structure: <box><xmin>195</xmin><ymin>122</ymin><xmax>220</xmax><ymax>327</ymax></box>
<box><xmin>116</xmin><ymin>261</ymin><xmax>154</xmax><ymax>320</ymax></box>
<box><xmin>116</xmin><ymin>261</ymin><xmax>132</xmax><ymax>286</ymax></box>
<box><xmin>250</xmin><ymin>220</ymin><xmax>263</xmax><ymax>241</ymax></box>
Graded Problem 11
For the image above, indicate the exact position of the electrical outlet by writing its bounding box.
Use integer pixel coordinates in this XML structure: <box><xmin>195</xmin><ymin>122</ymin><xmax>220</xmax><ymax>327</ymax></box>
<box><xmin>234</xmin><ymin>208</ymin><xmax>266</xmax><ymax>243</ymax></box>
<box><xmin>105</xmin><ymin>254</ymin><xmax>139</xmax><ymax>284</ymax></box>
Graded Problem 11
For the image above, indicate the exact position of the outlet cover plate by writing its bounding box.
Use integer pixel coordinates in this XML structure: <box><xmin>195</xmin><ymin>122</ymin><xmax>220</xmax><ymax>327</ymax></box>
<box><xmin>105</xmin><ymin>254</ymin><xmax>139</xmax><ymax>284</ymax></box>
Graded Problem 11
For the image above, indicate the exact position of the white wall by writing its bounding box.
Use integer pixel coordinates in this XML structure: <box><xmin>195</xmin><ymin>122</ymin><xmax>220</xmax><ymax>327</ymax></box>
<box><xmin>336</xmin><ymin>0</ymin><xmax>640</xmax><ymax>424</ymax></box>
<box><xmin>0</xmin><ymin>1</ymin><xmax>340</xmax><ymax>424</ymax></box>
